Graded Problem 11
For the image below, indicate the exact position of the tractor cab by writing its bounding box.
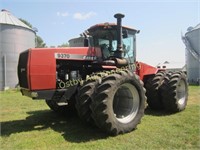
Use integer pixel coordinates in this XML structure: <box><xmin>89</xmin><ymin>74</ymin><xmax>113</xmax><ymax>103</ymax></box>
<box><xmin>87</xmin><ymin>23</ymin><xmax>138</xmax><ymax>64</ymax></box>
<box><xmin>69</xmin><ymin>14</ymin><xmax>139</xmax><ymax>66</ymax></box>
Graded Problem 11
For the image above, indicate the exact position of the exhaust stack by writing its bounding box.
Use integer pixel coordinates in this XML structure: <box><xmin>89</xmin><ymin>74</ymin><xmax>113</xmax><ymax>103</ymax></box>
<box><xmin>114</xmin><ymin>13</ymin><xmax>125</xmax><ymax>58</ymax></box>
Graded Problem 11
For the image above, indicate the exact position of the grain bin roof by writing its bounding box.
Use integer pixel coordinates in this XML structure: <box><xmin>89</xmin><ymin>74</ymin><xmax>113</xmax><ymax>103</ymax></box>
<box><xmin>193</xmin><ymin>23</ymin><xmax>200</xmax><ymax>30</ymax></box>
<box><xmin>0</xmin><ymin>9</ymin><xmax>33</xmax><ymax>30</ymax></box>
<box><xmin>187</xmin><ymin>23</ymin><xmax>200</xmax><ymax>32</ymax></box>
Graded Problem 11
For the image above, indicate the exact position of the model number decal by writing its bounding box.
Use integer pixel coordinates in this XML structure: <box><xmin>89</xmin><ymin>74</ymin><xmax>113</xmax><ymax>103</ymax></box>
<box><xmin>55</xmin><ymin>53</ymin><xmax>97</xmax><ymax>60</ymax></box>
<box><xmin>55</xmin><ymin>53</ymin><xmax>70</xmax><ymax>59</ymax></box>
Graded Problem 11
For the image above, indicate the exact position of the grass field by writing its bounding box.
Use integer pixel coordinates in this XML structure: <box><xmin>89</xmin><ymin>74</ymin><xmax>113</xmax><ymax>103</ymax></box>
<box><xmin>0</xmin><ymin>86</ymin><xmax>200</xmax><ymax>150</ymax></box>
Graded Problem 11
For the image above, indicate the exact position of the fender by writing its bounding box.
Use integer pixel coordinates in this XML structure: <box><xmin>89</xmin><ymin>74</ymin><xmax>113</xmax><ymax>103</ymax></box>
<box><xmin>136</xmin><ymin>62</ymin><xmax>159</xmax><ymax>81</ymax></box>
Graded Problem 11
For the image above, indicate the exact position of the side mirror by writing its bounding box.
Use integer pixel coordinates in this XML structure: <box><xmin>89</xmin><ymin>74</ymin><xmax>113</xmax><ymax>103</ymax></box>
<box><xmin>122</xmin><ymin>30</ymin><xmax>128</xmax><ymax>38</ymax></box>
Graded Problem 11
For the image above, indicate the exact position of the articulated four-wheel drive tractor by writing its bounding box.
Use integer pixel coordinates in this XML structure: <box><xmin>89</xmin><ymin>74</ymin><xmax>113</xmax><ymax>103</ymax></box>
<box><xmin>18</xmin><ymin>13</ymin><xmax>188</xmax><ymax>135</ymax></box>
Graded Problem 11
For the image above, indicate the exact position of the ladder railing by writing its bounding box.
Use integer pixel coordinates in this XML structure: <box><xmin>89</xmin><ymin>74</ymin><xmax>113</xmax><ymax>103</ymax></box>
<box><xmin>182</xmin><ymin>35</ymin><xmax>200</xmax><ymax>63</ymax></box>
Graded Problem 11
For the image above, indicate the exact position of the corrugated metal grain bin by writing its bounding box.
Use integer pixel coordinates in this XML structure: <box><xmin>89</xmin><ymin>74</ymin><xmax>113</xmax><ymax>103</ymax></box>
<box><xmin>182</xmin><ymin>23</ymin><xmax>200</xmax><ymax>85</ymax></box>
<box><xmin>0</xmin><ymin>9</ymin><xmax>35</xmax><ymax>90</ymax></box>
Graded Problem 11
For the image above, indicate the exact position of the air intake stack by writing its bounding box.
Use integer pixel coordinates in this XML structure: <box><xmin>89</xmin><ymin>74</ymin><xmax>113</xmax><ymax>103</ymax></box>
<box><xmin>114</xmin><ymin>13</ymin><xmax>125</xmax><ymax>58</ymax></box>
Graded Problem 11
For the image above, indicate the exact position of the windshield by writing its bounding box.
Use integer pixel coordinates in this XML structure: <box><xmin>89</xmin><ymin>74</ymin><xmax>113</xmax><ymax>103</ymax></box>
<box><xmin>91</xmin><ymin>29</ymin><xmax>135</xmax><ymax>62</ymax></box>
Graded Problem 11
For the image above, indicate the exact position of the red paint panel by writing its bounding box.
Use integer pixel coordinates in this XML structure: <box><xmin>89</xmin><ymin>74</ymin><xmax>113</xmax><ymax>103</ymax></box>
<box><xmin>136</xmin><ymin>62</ymin><xmax>158</xmax><ymax>80</ymax></box>
<box><xmin>56</xmin><ymin>47</ymin><xmax>94</xmax><ymax>55</ymax></box>
<box><xmin>28</xmin><ymin>47</ymin><xmax>95</xmax><ymax>90</ymax></box>
<box><xmin>29</xmin><ymin>49</ymin><xmax>56</xmax><ymax>90</ymax></box>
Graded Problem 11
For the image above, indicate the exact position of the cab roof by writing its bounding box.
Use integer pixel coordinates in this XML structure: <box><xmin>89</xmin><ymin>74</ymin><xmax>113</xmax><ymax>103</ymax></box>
<box><xmin>88</xmin><ymin>22</ymin><xmax>137</xmax><ymax>32</ymax></box>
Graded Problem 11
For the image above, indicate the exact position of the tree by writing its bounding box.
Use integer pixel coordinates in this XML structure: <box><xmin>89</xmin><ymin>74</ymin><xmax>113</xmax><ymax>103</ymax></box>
<box><xmin>19</xmin><ymin>18</ymin><xmax>46</xmax><ymax>48</ymax></box>
<box><xmin>36</xmin><ymin>35</ymin><xmax>46</xmax><ymax>48</ymax></box>
<box><xmin>19</xmin><ymin>18</ymin><xmax>33</xmax><ymax>28</ymax></box>
<box><xmin>58</xmin><ymin>42</ymin><xmax>69</xmax><ymax>47</ymax></box>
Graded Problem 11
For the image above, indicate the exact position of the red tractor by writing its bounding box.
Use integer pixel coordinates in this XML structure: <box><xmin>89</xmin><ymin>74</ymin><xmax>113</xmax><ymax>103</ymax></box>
<box><xmin>18</xmin><ymin>13</ymin><xmax>188</xmax><ymax>135</ymax></box>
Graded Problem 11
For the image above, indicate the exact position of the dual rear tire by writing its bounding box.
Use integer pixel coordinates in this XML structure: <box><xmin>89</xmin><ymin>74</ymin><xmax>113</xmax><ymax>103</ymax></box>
<box><xmin>145</xmin><ymin>71</ymin><xmax>166</xmax><ymax>110</ymax></box>
<box><xmin>76</xmin><ymin>70</ymin><xmax>146</xmax><ymax>135</ymax></box>
<box><xmin>145</xmin><ymin>71</ymin><xmax>188</xmax><ymax>112</ymax></box>
<box><xmin>91</xmin><ymin>70</ymin><xmax>146</xmax><ymax>135</ymax></box>
<box><xmin>161</xmin><ymin>71</ymin><xmax>188</xmax><ymax>112</ymax></box>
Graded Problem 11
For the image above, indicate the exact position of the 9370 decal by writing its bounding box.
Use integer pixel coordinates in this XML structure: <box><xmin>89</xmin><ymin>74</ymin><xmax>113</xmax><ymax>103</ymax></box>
<box><xmin>55</xmin><ymin>53</ymin><xmax>97</xmax><ymax>60</ymax></box>
<box><xmin>55</xmin><ymin>53</ymin><xmax>70</xmax><ymax>59</ymax></box>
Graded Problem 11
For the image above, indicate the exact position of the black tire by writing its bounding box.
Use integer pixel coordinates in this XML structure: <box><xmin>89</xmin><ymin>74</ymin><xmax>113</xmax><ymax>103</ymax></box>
<box><xmin>161</xmin><ymin>71</ymin><xmax>188</xmax><ymax>112</ymax></box>
<box><xmin>76</xmin><ymin>80</ymin><xmax>99</xmax><ymax>123</ymax></box>
<box><xmin>145</xmin><ymin>71</ymin><xmax>166</xmax><ymax>110</ymax></box>
<box><xmin>90</xmin><ymin>70</ymin><xmax>146</xmax><ymax>135</ymax></box>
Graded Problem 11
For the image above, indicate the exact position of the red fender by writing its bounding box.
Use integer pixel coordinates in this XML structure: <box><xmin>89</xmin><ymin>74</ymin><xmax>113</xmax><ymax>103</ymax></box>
<box><xmin>136</xmin><ymin>62</ymin><xmax>159</xmax><ymax>81</ymax></box>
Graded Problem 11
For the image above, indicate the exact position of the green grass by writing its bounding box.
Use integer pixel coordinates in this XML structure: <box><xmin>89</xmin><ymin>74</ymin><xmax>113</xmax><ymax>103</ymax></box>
<box><xmin>0</xmin><ymin>86</ymin><xmax>200</xmax><ymax>150</ymax></box>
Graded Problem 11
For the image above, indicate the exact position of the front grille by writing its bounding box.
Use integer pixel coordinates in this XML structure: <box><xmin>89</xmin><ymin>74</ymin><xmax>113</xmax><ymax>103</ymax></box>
<box><xmin>18</xmin><ymin>50</ymin><xmax>29</xmax><ymax>88</ymax></box>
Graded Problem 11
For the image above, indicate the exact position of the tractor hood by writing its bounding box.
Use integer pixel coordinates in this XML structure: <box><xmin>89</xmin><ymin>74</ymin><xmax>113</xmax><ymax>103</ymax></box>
<box><xmin>18</xmin><ymin>47</ymin><xmax>98</xmax><ymax>90</ymax></box>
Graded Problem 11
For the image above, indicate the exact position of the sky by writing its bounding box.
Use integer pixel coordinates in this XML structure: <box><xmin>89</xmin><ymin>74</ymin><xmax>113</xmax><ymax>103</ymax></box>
<box><xmin>0</xmin><ymin>0</ymin><xmax>199</xmax><ymax>66</ymax></box>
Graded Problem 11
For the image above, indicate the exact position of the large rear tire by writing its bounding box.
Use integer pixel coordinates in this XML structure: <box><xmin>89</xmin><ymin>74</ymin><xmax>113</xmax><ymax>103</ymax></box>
<box><xmin>145</xmin><ymin>71</ymin><xmax>166</xmax><ymax>110</ymax></box>
<box><xmin>76</xmin><ymin>80</ymin><xmax>99</xmax><ymax>123</ymax></box>
<box><xmin>161</xmin><ymin>71</ymin><xmax>188</xmax><ymax>112</ymax></box>
<box><xmin>91</xmin><ymin>70</ymin><xmax>146</xmax><ymax>135</ymax></box>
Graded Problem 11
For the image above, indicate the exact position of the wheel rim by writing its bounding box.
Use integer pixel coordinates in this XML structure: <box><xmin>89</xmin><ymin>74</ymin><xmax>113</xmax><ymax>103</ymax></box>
<box><xmin>113</xmin><ymin>83</ymin><xmax>140</xmax><ymax>124</ymax></box>
<box><xmin>177</xmin><ymin>80</ymin><xmax>186</xmax><ymax>106</ymax></box>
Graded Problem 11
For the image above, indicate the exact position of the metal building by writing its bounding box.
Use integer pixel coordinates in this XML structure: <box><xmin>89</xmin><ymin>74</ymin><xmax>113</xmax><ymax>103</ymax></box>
<box><xmin>0</xmin><ymin>9</ymin><xmax>36</xmax><ymax>90</ymax></box>
<box><xmin>182</xmin><ymin>23</ymin><xmax>200</xmax><ymax>85</ymax></box>
<box><xmin>156</xmin><ymin>61</ymin><xmax>186</xmax><ymax>72</ymax></box>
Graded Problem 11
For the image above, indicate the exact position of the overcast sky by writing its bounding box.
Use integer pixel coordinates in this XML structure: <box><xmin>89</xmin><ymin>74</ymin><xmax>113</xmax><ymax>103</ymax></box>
<box><xmin>1</xmin><ymin>0</ymin><xmax>199</xmax><ymax>66</ymax></box>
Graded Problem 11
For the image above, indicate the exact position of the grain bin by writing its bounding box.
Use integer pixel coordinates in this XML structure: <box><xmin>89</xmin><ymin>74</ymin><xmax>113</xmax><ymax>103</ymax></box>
<box><xmin>0</xmin><ymin>9</ymin><xmax>36</xmax><ymax>90</ymax></box>
<box><xmin>182</xmin><ymin>23</ymin><xmax>200</xmax><ymax>85</ymax></box>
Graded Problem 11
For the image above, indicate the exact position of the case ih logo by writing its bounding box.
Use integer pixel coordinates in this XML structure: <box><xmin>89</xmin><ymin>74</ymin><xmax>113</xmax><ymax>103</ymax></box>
<box><xmin>83</xmin><ymin>56</ymin><xmax>97</xmax><ymax>60</ymax></box>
